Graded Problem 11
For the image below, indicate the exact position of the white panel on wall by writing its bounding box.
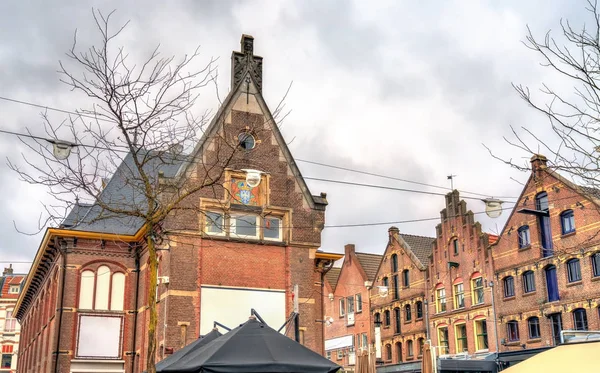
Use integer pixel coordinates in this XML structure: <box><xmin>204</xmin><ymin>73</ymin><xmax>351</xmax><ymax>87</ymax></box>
<box><xmin>79</xmin><ymin>270</ymin><xmax>95</xmax><ymax>309</ymax></box>
<box><xmin>95</xmin><ymin>266</ymin><xmax>111</xmax><ymax>310</ymax></box>
<box><xmin>76</xmin><ymin>315</ymin><xmax>122</xmax><ymax>358</ymax></box>
<box><xmin>325</xmin><ymin>335</ymin><xmax>353</xmax><ymax>351</ymax></box>
<box><xmin>110</xmin><ymin>273</ymin><xmax>125</xmax><ymax>311</ymax></box>
<box><xmin>200</xmin><ymin>286</ymin><xmax>286</xmax><ymax>335</ymax></box>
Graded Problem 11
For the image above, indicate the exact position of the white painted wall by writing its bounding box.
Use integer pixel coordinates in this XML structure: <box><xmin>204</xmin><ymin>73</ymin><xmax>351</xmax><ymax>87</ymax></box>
<box><xmin>200</xmin><ymin>286</ymin><xmax>286</xmax><ymax>335</ymax></box>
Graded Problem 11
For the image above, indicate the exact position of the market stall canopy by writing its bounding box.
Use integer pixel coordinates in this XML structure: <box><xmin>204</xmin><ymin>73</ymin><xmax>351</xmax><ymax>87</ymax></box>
<box><xmin>156</xmin><ymin>329</ymin><xmax>222</xmax><ymax>372</ymax></box>
<box><xmin>159</xmin><ymin>317</ymin><xmax>341</xmax><ymax>373</ymax></box>
<box><xmin>501</xmin><ymin>341</ymin><xmax>600</xmax><ymax>373</ymax></box>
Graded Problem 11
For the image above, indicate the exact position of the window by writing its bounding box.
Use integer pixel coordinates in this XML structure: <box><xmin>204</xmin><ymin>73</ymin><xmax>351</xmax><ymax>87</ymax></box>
<box><xmin>522</xmin><ymin>271</ymin><xmax>536</xmax><ymax>293</ymax></box>
<box><xmin>436</xmin><ymin>287</ymin><xmax>447</xmax><ymax>313</ymax></box>
<box><xmin>518</xmin><ymin>225</ymin><xmax>531</xmax><ymax>248</ymax></box>
<box><xmin>454</xmin><ymin>282</ymin><xmax>465</xmax><ymax>308</ymax></box>
<box><xmin>438</xmin><ymin>327</ymin><xmax>449</xmax><ymax>354</ymax></box>
<box><xmin>507</xmin><ymin>320</ymin><xmax>519</xmax><ymax>342</ymax></box>
<box><xmin>395</xmin><ymin>342</ymin><xmax>403</xmax><ymax>362</ymax></box>
<box><xmin>391</xmin><ymin>254</ymin><xmax>398</xmax><ymax>273</ymax></box>
<box><xmin>560</xmin><ymin>210</ymin><xmax>575</xmax><ymax>234</ymax></box>
<box><xmin>573</xmin><ymin>308</ymin><xmax>588</xmax><ymax>331</ymax></box>
<box><xmin>264</xmin><ymin>217</ymin><xmax>282</xmax><ymax>241</ymax></box>
<box><xmin>339</xmin><ymin>298</ymin><xmax>345</xmax><ymax>317</ymax></box>
<box><xmin>418</xmin><ymin>338</ymin><xmax>424</xmax><ymax>357</ymax></box>
<box><xmin>455</xmin><ymin>323</ymin><xmax>467</xmax><ymax>353</ymax></box>
<box><xmin>416</xmin><ymin>301</ymin><xmax>423</xmax><ymax>319</ymax></box>
<box><xmin>8</xmin><ymin>285</ymin><xmax>19</xmax><ymax>294</ymax></box>
<box><xmin>394</xmin><ymin>308</ymin><xmax>401</xmax><ymax>334</ymax></box>
<box><xmin>362</xmin><ymin>333</ymin><xmax>368</xmax><ymax>349</ymax></box>
<box><xmin>230</xmin><ymin>214</ymin><xmax>259</xmax><ymax>238</ymax></box>
<box><xmin>238</xmin><ymin>132</ymin><xmax>256</xmax><ymax>150</ymax></box>
<box><xmin>1</xmin><ymin>354</ymin><xmax>11</xmax><ymax>369</ymax></box>
<box><xmin>337</xmin><ymin>350</ymin><xmax>343</xmax><ymax>360</ymax></box>
<box><xmin>474</xmin><ymin>319</ymin><xmax>488</xmax><ymax>351</ymax></box>
<box><xmin>536</xmin><ymin>192</ymin><xmax>553</xmax><ymax>257</ymax></box>
<box><xmin>404</xmin><ymin>304</ymin><xmax>412</xmax><ymax>322</ymax></box>
<box><xmin>4</xmin><ymin>310</ymin><xmax>16</xmax><ymax>332</ymax></box>
<box><xmin>503</xmin><ymin>276</ymin><xmax>515</xmax><ymax>298</ymax></box>
<box><xmin>402</xmin><ymin>269</ymin><xmax>409</xmax><ymax>287</ymax></box>
<box><xmin>79</xmin><ymin>266</ymin><xmax>125</xmax><ymax>311</ymax></box>
<box><xmin>546</xmin><ymin>265</ymin><xmax>560</xmax><ymax>302</ymax></box>
<box><xmin>407</xmin><ymin>340</ymin><xmax>414</xmax><ymax>357</ymax></box>
<box><xmin>374</xmin><ymin>313</ymin><xmax>381</xmax><ymax>325</ymax></box>
<box><xmin>567</xmin><ymin>259</ymin><xmax>581</xmax><ymax>282</ymax></box>
<box><xmin>356</xmin><ymin>293</ymin><xmax>362</xmax><ymax>313</ymax></box>
<box><xmin>471</xmin><ymin>277</ymin><xmax>484</xmax><ymax>305</ymax></box>
<box><xmin>346</xmin><ymin>296</ymin><xmax>355</xmax><ymax>314</ymax></box>
<box><xmin>205</xmin><ymin>211</ymin><xmax>224</xmax><ymax>235</ymax></box>
<box><xmin>452</xmin><ymin>239</ymin><xmax>459</xmax><ymax>255</ymax></box>
<box><xmin>549</xmin><ymin>313</ymin><xmax>562</xmax><ymax>346</ymax></box>
<box><xmin>326</xmin><ymin>350</ymin><xmax>331</xmax><ymax>360</ymax></box>
<box><xmin>384</xmin><ymin>310</ymin><xmax>391</xmax><ymax>327</ymax></box>
<box><xmin>392</xmin><ymin>275</ymin><xmax>399</xmax><ymax>300</ymax></box>
<box><xmin>382</xmin><ymin>277</ymin><xmax>389</xmax><ymax>287</ymax></box>
<box><xmin>592</xmin><ymin>253</ymin><xmax>600</xmax><ymax>277</ymax></box>
<box><xmin>528</xmin><ymin>317</ymin><xmax>540</xmax><ymax>339</ymax></box>
<box><xmin>386</xmin><ymin>344</ymin><xmax>392</xmax><ymax>361</ymax></box>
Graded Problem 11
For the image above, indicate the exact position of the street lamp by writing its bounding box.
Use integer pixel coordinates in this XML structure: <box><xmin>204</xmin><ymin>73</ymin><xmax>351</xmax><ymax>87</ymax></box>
<box><xmin>47</xmin><ymin>139</ymin><xmax>77</xmax><ymax>160</ymax></box>
<box><xmin>482</xmin><ymin>198</ymin><xmax>504</xmax><ymax>218</ymax></box>
<box><xmin>241</xmin><ymin>169</ymin><xmax>264</xmax><ymax>188</ymax></box>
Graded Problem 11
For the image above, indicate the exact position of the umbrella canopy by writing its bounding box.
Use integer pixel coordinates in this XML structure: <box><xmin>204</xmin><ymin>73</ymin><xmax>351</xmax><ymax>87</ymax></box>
<box><xmin>156</xmin><ymin>329</ymin><xmax>223</xmax><ymax>372</ymax></box>
<box><xmin>501</xmin><ymin>341</ymin><xmax>600</xmax><ymax>373</ymax></box>
<box><xmin>160</xmin><ymin>317</ymin><xmax>341</xmax><ymax>373</ymax></box>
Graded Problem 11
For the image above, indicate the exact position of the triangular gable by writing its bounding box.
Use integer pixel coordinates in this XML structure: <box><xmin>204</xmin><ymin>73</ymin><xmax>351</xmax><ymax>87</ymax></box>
<box><xmin>372</xmin><ymin>229</ymin><xmax>434</xmax><ymax>282</ymax></box>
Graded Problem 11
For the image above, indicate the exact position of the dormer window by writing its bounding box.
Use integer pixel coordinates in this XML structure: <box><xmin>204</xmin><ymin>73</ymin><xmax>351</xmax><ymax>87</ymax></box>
<box><xmin>8</xmin><ymin>286</ymin><xmax>19</xmax><ymax>294</ymax></box>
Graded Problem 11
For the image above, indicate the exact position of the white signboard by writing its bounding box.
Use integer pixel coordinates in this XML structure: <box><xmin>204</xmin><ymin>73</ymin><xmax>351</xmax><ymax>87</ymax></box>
<box><xmin>200</xmin><ymin>285</ymin><xmax>286</xmax><ymax>335</ymax></box>
<box><xmin>76</xmin><ymin>315</ymin><xmax>122</xmax><ymax>358</ymax></box>
<box><xmin>325</xmin><ymin>335</ymin><xmax>354</xmax><ymax>351</ymax></box>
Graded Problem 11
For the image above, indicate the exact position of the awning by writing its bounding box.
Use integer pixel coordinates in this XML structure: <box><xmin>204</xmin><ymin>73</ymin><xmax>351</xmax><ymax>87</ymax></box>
<box><xmin>375</xmin><ymin>361</ymin><xmax>421</xmax><ymax>373</ymax></box>
<box><xmin>501</xmin><ymin>341</ymin><xmax>600</xmax><ymax>372</ymax></box>
<box><xmin>438</xmin><ymin>358</ymin><xmax>496</xmax><ymax>372</ymax></box>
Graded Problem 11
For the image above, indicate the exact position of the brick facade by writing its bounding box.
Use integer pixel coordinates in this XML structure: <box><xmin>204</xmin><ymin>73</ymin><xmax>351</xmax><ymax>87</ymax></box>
<box><xmin>427</xmin><ymin>191</ymin><xmax>498</xmax><ymax>358</ymax></box>
<box><xmin>0</xmin><ymin>266</ymin><xmax>24</xmax><ymax>373</ymax></box>
<box><xmin>492</xmin><ymin>154</ymin><xmax>600</xmax><ymax>352</ymax></box>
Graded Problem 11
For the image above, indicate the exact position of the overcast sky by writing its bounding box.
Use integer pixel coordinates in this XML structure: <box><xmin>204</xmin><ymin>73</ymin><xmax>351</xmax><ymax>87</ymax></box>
<box><xmin>0</xmin><ymin>0</ymin><xmax>589</xmax><ymax>273</ymax></box>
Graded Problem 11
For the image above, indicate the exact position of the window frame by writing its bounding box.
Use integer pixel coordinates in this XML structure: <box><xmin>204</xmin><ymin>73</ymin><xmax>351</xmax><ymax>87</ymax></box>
<box><xmin>391</xmin><ymin>254</ymin><xmax>398</xmax><ymax>273</ymax></box>
<box><xmin>452</xmin><ymin>239</ymin><xmax>459</xmax><ymax>256</ymax></box>
<box><xmin>573</xmin><ymin>308</ymin><xmax>588</xmax><ymax>331</ymax></box>
<box><xmin>503</xmin><ymin>276</ymin><xmax>515</xmax><ymax>298</ymax></box>
<box><xmin>455</xmin><ymin>323</ymin><xmax>468</xmax><ymax>353</ymax></box>
<box><xmin>416</xmin><ymin>301</ymin><xmax>423</xmax><ymax>319</ymax></box>
<box><xmin>392</xmin><ymin>274</ymin><xmax>399</xmax><ymax>300</ymax></box>
<box><xmin>8</xmin><ymin>286</ymin><xmax>19</xmax><ymax>294</ymax></box>
<box><xmin>204</xmin><ymin>211</ymin><xmax>225</xmax><ymax>236</ymax></box>
<box><xmin>1</xmin><ymin>354</ymin><xmax>11</xmax><ymax>369</ymax></box>
<box><xmin>438</xmin><ymin>327</ymin><xmax>449</xmax><ymax>355</ymax></box>
<box><xmin>522</xmin><ymin>271</ymin><xmax>536</xmax><ymax>293</ymax></box>
<box><xmin>402</xmin><ymin>269</ymin><xmax>410</xmax><ymax>288</ymax></box>
<box><xmin>385</xmin><ymin>344</ymin><xmax>392</xmax><ymax>361</ymax></box>
<box><xmin>593</xmin><ymin>253</ymin><xmax>600</xmax><ymax>278</ymax></box>
<box><xmin>507</xmin><ymin>320</ymin><xmax>520</xmax><ymax>342</ymax></box>
<box><xmin>406</xmin><ymin>339</ymin><xmax>414</xmax><ymax>358</ymax></box>
<box><xmin>337</xmin><ymin>349</ymin><xmax>343</xmax><ymax>360</ymax></box>
<box><xmin>528</xmin><ymin>317</ymin><xmax>540</xmax><ymax>339</ymax></box>
<box><xmin>404</xmin><ymin>304</ymin><xmax>412</xmax><ymax>322</ymax></box>
<box><xmin>347</xmin><ymin>296</ymin><xmax>355</xmax><ymax>314</ymax></box>
<box><xmin>454</xmin><ymin>282</ymin><xmax>465</xmax><ymax>309</ymax></box>
<box><xmin>436</xmin><ymin>287</ymin><xmax>447</xmax><ymax>313</ymax></box>
<box><xmin>384</xmin><ymin>310</ymin><xmax>391</xmax><ymax>327</ymax></box>
<box><xmin>560</xmin><ymin>209</ymin><xmax>576</xmax><ymax>235</ymax></box>
<box><xmin>263</xmin><ymin>216</ymin><xmax>283</xmax><ymax>241</ymax></box>
<box><xmin>229</xmin><ymin>213</ymin><xmax>260</xmax><ymax>239</ymax></box>
<box><xmin>567</xmin><ymin>258</ymin><xmax>582</xmax><ymax>283</ymax></box>
<box><xmin>471</xmin><ymin>277</ymin><xmax>484</xmax><ymax>305</ymax></box>
<box><xmin>474</xmin><ymin>319</ymin><xmax>488</xmax><ymax>351</ymax></box>
<box><xmin>517</xmin><ymin>225</ymin><xmax>531</xmax><ymax>248</ymax></box>
<box><xmin>355</xmin><ymin>293</ymin><xmax>362</xmax><ymax>313</ymax></box>
<box><xmin>78</xmin><ymin>266</ymin><xmax>125</xmax><ymax>312</ymax></box>
<box><xmin>394</xmin><ymin>307</ymin><xmax>401</xmax><ymax>334</ymax></box>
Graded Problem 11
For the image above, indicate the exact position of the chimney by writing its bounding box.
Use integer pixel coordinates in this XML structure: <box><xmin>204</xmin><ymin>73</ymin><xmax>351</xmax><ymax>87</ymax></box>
<box><xmin>530</xmin><ymin>154</ymin><xmax>548</xmax><ymax>172</ymax></box>
<box><xmin>344</xmin><ymin>244</ymin><xmax>355</xmax><ymax>264</ymax></box>
<box><xmin>3</xmin><ymin>264</ymin><xmax>13</xmax><ymax>276</ymax></box>
<box><xmin>231</xmin><ymin>34</ymin><xmax>263</xmax><ymax>92</ymax></box>
<box><xmin>388</xmin><ymin>226</ymin><xmax>400</xmax><ymax>245</ymax></box>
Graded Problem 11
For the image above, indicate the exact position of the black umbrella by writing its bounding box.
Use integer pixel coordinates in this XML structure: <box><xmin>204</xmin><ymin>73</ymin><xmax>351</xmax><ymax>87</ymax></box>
<box><xmin>156</xmin><ymin>329</ymin><xmax>223</xmax><ymax>372</ymax></box>
<box><xmin>161</xmin><ymin>317</ymin><xmax>341</xmax><ymax>373</ymax></box>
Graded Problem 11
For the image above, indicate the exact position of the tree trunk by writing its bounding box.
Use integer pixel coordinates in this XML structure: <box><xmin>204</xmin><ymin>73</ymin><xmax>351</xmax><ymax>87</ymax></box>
<box><xmin>146</xmin><ymin>229</ymin><xmax>158</xmax><ymax>373</ymax></box>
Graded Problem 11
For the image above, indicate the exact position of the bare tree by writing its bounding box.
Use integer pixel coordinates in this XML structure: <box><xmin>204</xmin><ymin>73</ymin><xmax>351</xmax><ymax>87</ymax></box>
<box><xmin>7</xmin><ymin>10</ymin><xmax>280</xmax><ymax>373</ymax></box>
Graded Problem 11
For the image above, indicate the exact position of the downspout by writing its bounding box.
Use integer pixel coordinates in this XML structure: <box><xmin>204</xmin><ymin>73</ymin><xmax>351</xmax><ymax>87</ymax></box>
<box><xmin>319</xmin><ymin>259</ymin><xmax>335</xmax><ymax>356</ymax></box>
<box><xmin>131</xmin><ymin>247</ymin><xmax>141</xmax><ymax>373</ymax></box>
<box><xmin>53</xmin><ymin>238</ymin><xmax>68</xmax><ymax>373</ymax></box>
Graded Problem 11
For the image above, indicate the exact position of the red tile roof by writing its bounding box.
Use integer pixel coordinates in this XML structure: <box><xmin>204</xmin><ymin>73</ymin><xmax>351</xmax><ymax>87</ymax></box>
<box><xmin>0</xmin><ymin>275</ymin><xmax>24</xmax><ymax>299</ymax></box>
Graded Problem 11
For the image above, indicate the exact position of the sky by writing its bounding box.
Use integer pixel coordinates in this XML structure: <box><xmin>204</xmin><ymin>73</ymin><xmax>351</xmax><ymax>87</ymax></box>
<box><xmin>0</xmin><ymin>0</ymin><xmax>590</xmax><ymax>273</ymax></box>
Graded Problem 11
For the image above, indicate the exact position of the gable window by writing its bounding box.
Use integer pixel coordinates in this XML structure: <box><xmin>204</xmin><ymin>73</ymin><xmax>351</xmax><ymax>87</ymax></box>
<box><xmin>528</xmin><ymin>317</ymin><xmax>540</xmax><ymax>339</ymax></box>
<box><xmin>347</xmin><ymin>296</ymin><xmax>355</xmax><ymax>314</ymax></box>
<box><xmin>452</xmin><ymin>239</ymin><xmax>459</xmax><ymax>256</ymax></box>
<box><xmin>402</xmin><ymin>269</ymin><xmax>409</xmax><ymax>287</ymax></box>
<box><xmin>407</xmin><ymin>340</ymin><xmax>414</xmax><ymax>358</ymax></box>
<box><xmin>356</xmin><ymin>293</ymin><xmax>362</xmax><ymax>313</ymax></box>
<box><xmin>416</xmin><ymin>301</ymin><xmax>423</xmax><ymax>319</ymax></box>
<box><xmin>536</xmin><ymin>192</ymin><xmax>553</xmax><ymax>257</ymax></box>
<box><xmin>394</xmin><ymin>307</ymin><xmax>401</xmax><ymax>334</ymax></box>
<box><xmin>545</xmin><ymin>265</ymin><xmax>560</xmax><ymax>302</ymax></box>
<box><xmin>8</xmin><ymin>285</ymin><xmax>19</xmax><ymax>294</ymax></box>
<box><xmin>205</xmin><ymin>211</ymin><xmax>224</xmax><ymax>235</ymax></box>
<box><xmin>438</xmin><ymin>327</ymin><xmax>449</xmax><ymax>355</ymax></box>
<box><xmin>391</xmin><ymin>254</ymin><xmax>398</xmax><ymax>273</ymax></box>
<box><xmin>522</xmin><ymin>271</ymin><xmax>536</xmax><ymax>293</ymax></box>
<box><xmin>404</xmin><ymin>304</ymin><xmax>412</xmax><ymax>322</ymax></box>
<box><xmin>382</xmin><ymin>277</ymin><xmax>389</xmax><ymax>288</ymax></box>
<box><xmin>507</xmin><ymin>320</ymin><xmax>520</xmax><ymax>342</ymax></box>
<box><xmin>264</xmin><ymin>217</ymin><xmax>282</xmax><ymax>241</ymax></box>
<box><xmin>238</xmin><ymin>132</ymin><xmax>256</xmax><ymax>150</ymax></box>
<box><xmin>454</xmin><ymin>282</ymin><xmax>465</xmax><ymax>309</ymax></box>
<box><xmin>573</xmin><ymin>308</ymin><xmax>588</xmax><ymax>331</ymax></box>
<box><xmin>567</xmin><ymin>259</ymin><xmax>581</xmax><ymax>282</ymax></box>
<box><xmin>392</xmin><ymin>275</ymin><xmax>399</xmax><ymax>300</ymax></box>
<box><xmin>339</xmin><ymin>298</ymin><xmax>345</xmax><ymax>317</ymax></box>
<box><xmin>455</xmin><ymin>323</ymin><xmax>468</xmax><ymax>353</ymax></box>
<box><xmin>503</xmin><ymin>276</ymin><xmax>515</xmax><ymax>298</ymax></box>
<box><xmin>593</xmin><ymin>253</ymin><xmax>600</xmax><ymax>277</ymax></box>
<box><xmin>436</xmin><ymin>286</ymin><xmax>447</xmax><ymax>313</ymax></box>
<box><xmin>560</xmin><ymin>210</ymin><xmax>575</xmax><ymax>235</ymax></box>
<box><xmin>518</xmin><ymin>225</ymin><xmax>531</xmax><ymax>248</ymax></box>
<box><xmin>474</xmin><ymin>319</ymin><xmax>488</xmax><ymax>351</ymax></box>
<box><xmin>384</xmin><ymin>310</ymin><xmax>391</xmax><ymax>327</ymax></box>
<box><xmin>471</xmin><ymin>276</ymin><xmax>484</xmax><ymax>305</ymax></box>
<box><xmin>79</xmin><ymin>266</ymin><xmax>125</xmax><ymax>311</ymax></box>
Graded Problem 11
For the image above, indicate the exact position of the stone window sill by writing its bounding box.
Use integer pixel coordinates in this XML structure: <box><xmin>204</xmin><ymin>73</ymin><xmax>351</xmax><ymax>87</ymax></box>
<box><xmin>528</xmin><ymin>338</ymin><xmax>541</xmax><ymax>343</ymax></box>
<box><xmin>504</xmin><ymin>296</ymin><xmax>516</xmax><ymax>301</ymax></box>
<box><xmin>522</xmin><ymin>291</ymin><xmax>537</xmax><ymax>297</ymax></box>
<box><xmin>561</xmin><ymin>231</ymin><xmax>576</xmax><ymax>238</ymax></box>
<box><xmin>504</xmin><ymin>341</ymin><xmax>521</xmax><ymax>346</ymax></box>
<box><xmin>566</xmin><ymin>280</ymin><xmax>583</xmax><ymax>287</ymax></box>
<box><xmin>518</xmin><ymin>245</ymin><xmax>531</xmax><ymax>252</ymax></box>
<box><xmin>591</xmin><ymin>276</ymin><xmax>600</xmax><ymax>282</ymax></box>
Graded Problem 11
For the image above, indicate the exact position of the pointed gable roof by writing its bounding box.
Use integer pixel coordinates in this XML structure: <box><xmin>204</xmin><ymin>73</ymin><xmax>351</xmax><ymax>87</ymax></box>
<box><xmin>324</xmin><ymin>267</ymin><xmax>341</xmax><ymax>291</ymax></box>
<box><xmin>400</xmin><ymin>233</ymin><xmax>435</xmax><ymax>267</ymax></box>
<box><xmin>355</xmin><ymin>253</ymin><xmax>383</xmax><ymax>282</ymax></box>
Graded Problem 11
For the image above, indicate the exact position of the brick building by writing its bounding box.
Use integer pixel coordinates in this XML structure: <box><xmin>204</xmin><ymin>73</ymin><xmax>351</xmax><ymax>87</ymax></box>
<box><xmin>492</xmin><ymin>154</ymin><xmax>600</xmax><ymax>352</ymax></box>
<box><xmin>0</xmin><ymin>266</ymin><xmax>24</xmax><ymax>373</ymax></box>
<box><xmin>323</xmin><ymin>244</ymin><xmax>382</xmax><ymax>371</ymax></box>
<box><xmin>14</xmin><ymin>35</ymin><xmax>341</xmax><ymax>373</ymax></box>
<box><xmin>370</xmin><ymin>227</ymin><xmax>434</xmax><ymax>372</ymax></box>
<box><xmin>427</xmin><ymin>191</ymin><xmax>498</xmax><ymax>360</ymax></box>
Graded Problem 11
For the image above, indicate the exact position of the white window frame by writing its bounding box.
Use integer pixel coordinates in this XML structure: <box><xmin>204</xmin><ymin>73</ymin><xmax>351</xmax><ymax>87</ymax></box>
<box><xmin>337</xmin><ymin>349</ymin><xmax>343</xmax><ymax>360</ymax></box>
<box><xmin>8</xmin><ymin>286</ymin><xmax>19</xmax><ymax>294</ymax></box>
<box><xmin>356</xmin><ymin>293</ymin><xmax>362</xmax><ymax>313</ymax></box>
<box><xmin>339</xmin><ymin>298</ymin><xmax>346</xmax><ymax>317</ymax></box>
<box><xmin>205</xmin><ymin>211</ymin><xmax>226</xmax><ymax>236</ymax></box>
<box><xmin>263</xmin><ymin>216</ymin><xmax>283</xmax><ymax>242</ymax></box>
<box><xmin>230</xmin><ymin>214</ymin><xmax>259</xmax><ymax>239</ymax></box>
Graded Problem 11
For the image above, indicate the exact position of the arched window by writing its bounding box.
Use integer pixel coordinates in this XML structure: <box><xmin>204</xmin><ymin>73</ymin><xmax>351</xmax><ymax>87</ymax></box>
<box><xmin>374</xmin><ymin>312</ymin><xmax>381</xmax><ymax>324</ymax></box>
<box><xmin>455</xmin><ymin>323</ymin><xmax>467</xmax><ymax>353</ymax></box>
<box><xmin>560</xmin><ymin>210</ymin><xmax>575</xmax><ymax>234</ymax></box>
<box><xmin>406</xmin><ymin>339</ymin><xmax>414</xmax><ymax>357</ymax></box>
<box><xmin>382</xmin><ymin>277</ymin><xmax>389</xmax><ymax>287</ymax></box>
<box><xmin>79</xmin><ymin>270</ymin><xmax>95</xmax><ymax>309</ymax></box>
<box><xmin>391</xmin><ymin>254</ymin><xmax>398</xmax><ymax>273</ymax></box>
<box><xmin>507</xmin><ymin>320</ymin><xmax>520</xmax><ymax>342</ymax></box>
<box><xmin>395</xmin><ymin>342</ymin><xmax>403</xmax><ymax>362</ymax></box>
<box><xmin>385</xmin><ymin>344</ymin><xmax>392</xmax><ymax>361</ymax></box>
<box><xmin>95</xmin><ymin>265</ymin><xmax>110</xmax><ymax>310</ymax></box>
<box><xmin>522</xmin><ymin>271</ymin><xmax>536</xmax><ymax>293</ymax></box>
<box><xmin>78</xmin><ymin>266</ymin><xmax>125</xmax><ymax>311</ymax></box>
<box><xmin>518</xmin><ymin>225</ymin><xmax>531</xmax><ymax>248</ymax></box>
<box><xmin>503</xmin><ymin>276</ymin><xmax>515</xmax><ymax>298</ymax></box>
<box><xmin>438</xmin><ymin>326</ymin><xmax>449</xmax><ymax>354</ymax></box>
<box><xmin>402</xmin><ymin>269</ymin><xmax>410</xmax><ymax>287</ymax></box>
<box><xmin>404</xmin><ymin>304</ymin><xmax>412</xmax><ymax>322</ymax></box>
<box><xmin>545</xmin><ymin>265</ymin><xmax>559</xmax><ymax>302</ymax></box>
<box><xmin>452</xmin><ymin>239</ymin><xmax>459</xmax><ymax>256</ymax></box>
<box><xmin>573</xmin><ymin>308</ymin><xmax>588</xmax><ymax>331</ymax></box>
<box><xmin>436</xmin><ymin>284</ymin><xmax>446</xmax><ymax>313</ymax></box>
<box><xmin>418</xmin><ymin>338</ymin><xmax>424</xmax><ymax>357</ymax></box>
<box><xmin>384</xmin><ymin>310</ymin><xmax>391</xmax><ymax>327</ymax></box>
<box><xmin>394</xmin><ymin>307</ymin><xmax>401</xmax><ymax>334</ymax></box>
<box><xmin>416</xmin><ymin>301</ymin><xmax>423</xmax><ymax>319</ymax></box>
<box><xmin>592</xmin><ymin>253</ymin><xmax>600</xmax><ymax>277</ymax></box>
<box><xmin>453</xmin><ymin>279</ymin><xmax>465</xmax><ymax>308</ymax></box>
<box><xmin>528</xmin><ymin>317</ymin><xmax>540</xmax><ymax>339</ymax></box>
<box><xmin>567</xmin><ymin>259</ymin><xmax>581</xmax><ymax>283</ymax></box>
<box><xmin>471</xmin><ymin>275</ymin><xmax>484</xmax><ymax>305</ymax></box>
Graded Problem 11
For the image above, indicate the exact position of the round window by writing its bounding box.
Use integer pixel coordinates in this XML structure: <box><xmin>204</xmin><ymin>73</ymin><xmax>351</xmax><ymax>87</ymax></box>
<box><xmin>238</xmin><ymin>132</ymin><xmax>256</xmax><ymax>150</ymax></box>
